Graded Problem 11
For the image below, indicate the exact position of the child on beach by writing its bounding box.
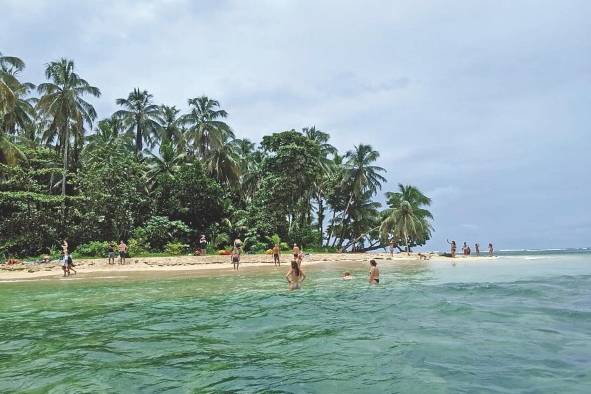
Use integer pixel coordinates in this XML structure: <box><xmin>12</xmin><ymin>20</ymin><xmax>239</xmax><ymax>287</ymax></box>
<box><xmin>369</xmin><ymin>260</ymin><xmax>380</xmax><ymax>285</ymax></box>
<box><xmin>231</xmin><ymin>246</ymin><xmax>241</xmax><ymax>270</ymax></box>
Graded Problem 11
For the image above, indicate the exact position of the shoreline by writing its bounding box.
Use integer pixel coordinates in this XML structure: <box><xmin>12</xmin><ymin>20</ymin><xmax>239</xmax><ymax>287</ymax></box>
<box><xmin>0</xmin><ymin>253</ymin><xmax>496</xmax><ymax>282</ymax></box>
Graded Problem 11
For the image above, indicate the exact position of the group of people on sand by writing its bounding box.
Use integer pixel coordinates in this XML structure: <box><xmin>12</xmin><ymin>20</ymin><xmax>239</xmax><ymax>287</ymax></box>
<box><xmin>107</xmin><ymin>241</ymin><xmax>128</xmax><ymax>264</ymax></box>
<box><xmin>446</xmin><ymin>240</ymin><xmax>494</xmax><ymax>258</ymax></box>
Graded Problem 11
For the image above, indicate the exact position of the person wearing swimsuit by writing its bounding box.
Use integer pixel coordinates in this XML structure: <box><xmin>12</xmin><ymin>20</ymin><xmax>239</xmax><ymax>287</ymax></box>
<box><xmin>272</xmin><ymin>244</ymin><xmax>280</xmax><ymax>266</ymax></box>
<box><xmin>369</xmin><ymin>259</ymin><xmax>380</xmax><ymax>285</ymax></box>
<box><xmin>231</xmin><ymin>246</ymin><xmax>241</xmax><ymax>270</ymax></box>
<box><xmin>488</xmin><ymin>242</ymin><xmax>494</xmax><ymax>257</ymax></box>
<box><xmin>292</xmin><ymin>243</ymin><xmax>300</xmax><ymax>259</ymax></box>
<box><xmin>447</xmin><ymin>239</ymin><xmax>457</xmax><ymax>258</ymax></box>
<box><xmin>286</xmin><ymin>260</ymin><xmax>305</xmax><ymax>290</ymax></box>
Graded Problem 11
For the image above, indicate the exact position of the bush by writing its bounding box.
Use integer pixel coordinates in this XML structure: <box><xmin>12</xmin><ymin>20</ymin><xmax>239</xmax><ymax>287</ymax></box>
<box><xmin>280</xmin><ymin>242</ymin><xmax>290</xmax><ymax>251</ymax></box>
<box><xmin>127</xmin><ymin>238</ymin><xmax>149</xmax><ymax>256</ymax></box>
<box><xmin>213</xmin><ymin>233</ymin><xmax>230</xmax><ymax>250</ymax></box>
<box><xmin>75</xmin><ymin>241</ymin><xmax>111</xmax><ymax>257</ymax></box>
<box><xmin>165</xmin><ymin>242</ymin><xmax>190</xmax><ymax>256</ymax></box>
<box><xmin>133</xmin><ymin>216</ymin><xmax>192</xmax><ymax>251</ymax></box>
<box><xmin>249</xmin><ymin>241</ymin><xmax>268</xmax><ymax>253</ymax></box>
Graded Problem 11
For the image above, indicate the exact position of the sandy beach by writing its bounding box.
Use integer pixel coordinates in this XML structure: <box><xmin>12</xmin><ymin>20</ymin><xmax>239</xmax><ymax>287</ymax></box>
<box><xmin>0</xmin><ymin>252</ymin><xmax>495</xmax><ymax>281</ymax></box>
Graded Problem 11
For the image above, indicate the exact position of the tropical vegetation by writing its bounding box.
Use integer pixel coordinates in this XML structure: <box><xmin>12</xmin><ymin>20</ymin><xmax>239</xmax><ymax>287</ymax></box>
<box><xmin>0</xmin><ymin>52</ymin><xmax>434</xmax><ymax>258</ymax></box>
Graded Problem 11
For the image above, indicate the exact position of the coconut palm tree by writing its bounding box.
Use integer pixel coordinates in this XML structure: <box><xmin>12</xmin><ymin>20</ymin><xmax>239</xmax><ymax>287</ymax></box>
<box><xmin>37</xmin><ymin>58</ymin><xmax>100</xmax><ymax>201</ymax></box>
<box><xmin>380</xmin><ymin>200</ymin><xmax>430</xmax><ymax>254</ymax></box>
<box><xmin>159</xmin><ymin>105</ymin><xmax>183</xmax><ymax>149</ymax></box>
<box><xmin>0</xmin><ymin>52</ymin><xmax>30</xmax><ymax>165</ymax></box>
<box><xmin>114</xmin><ymin>88</ymin><xmax>163</xmax><ymax>155</ymax></box>
<box><xmin>385</xmin><ymin>184</ymin><xmax>433</xmax><ymax>247</ymax></box>
<box><xmin>0</xmin><ymin>52</ymin><xmax>25</xmax><ymax>115</ymax></box>
<box><xmin>205</xmin><ymin>140</ymin><xmax>241</xmax><ymax>187</ymax></box>
<box><xmin>145</xmin><ymin>142</ymin><xmax>186</xmax><ymax>189</ymax></box>
<box><xmin>181</xmin><ymin>96</ymin><xmax>233</xmax><ymax>157</ymax></box>
<box><xmin>334</xmin><ymin>144</ymin><xmax>386</xmax><ymax>247</ymax></box>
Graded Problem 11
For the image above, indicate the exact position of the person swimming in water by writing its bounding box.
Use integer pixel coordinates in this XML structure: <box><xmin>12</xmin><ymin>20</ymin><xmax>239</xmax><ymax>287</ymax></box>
<box><xmin>369</xmin><ymin>259</ymin><xmax>380</xmax><ymax>285</ymax></box>
<box><xmin>286</xmin><ymin>260</ymin><xmax>305</xmax><ymax>290</ymax></box>
<box><xmin>342</xmin><ymin>272</ymin><xmax>353</xmax><ymax>280</ymax></box>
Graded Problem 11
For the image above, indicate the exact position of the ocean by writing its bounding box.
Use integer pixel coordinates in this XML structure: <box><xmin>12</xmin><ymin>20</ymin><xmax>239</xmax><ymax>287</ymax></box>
<box><xmin>1</xmin><ymin>250</ymin><xmax>590</xmax><ymax>393</ymax></box>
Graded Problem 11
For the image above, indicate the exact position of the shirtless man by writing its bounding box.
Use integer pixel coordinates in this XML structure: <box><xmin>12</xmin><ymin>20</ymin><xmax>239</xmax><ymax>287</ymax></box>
<box><xmin>272</xmin><ymin>243</ymin><xmax>281</xmax><ymax>266</ymax></box>
<box><xmin>369</xmin><ymin>260</ymin><xmax>380</xmax><ymax>285</ymax></box>
<box><xmin>231</xmin><ymin>246</ymin><xmax>241</xmax><ymax>270</ymax></box>
<box><xmin>118</xmin><ymin>240</ymin><xmax>128</xmax><ymax>264</ymax></box>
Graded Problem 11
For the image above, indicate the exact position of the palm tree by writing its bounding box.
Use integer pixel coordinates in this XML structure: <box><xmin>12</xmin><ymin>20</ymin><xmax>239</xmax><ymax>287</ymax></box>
<box><xmin>181</xmin><ymin>96</ymin><xmax>233</xmax><ymax>157</ymax></box>
<box><xmin>385</xmin><ymin>184</ymin><xmax>433</xmax><ymax>248</ymax></box>
<box><xmin>37</xmin><ymin>58</ymin><xmax>100</xmax><ymax>202</ymax></box>
<box><xmin>206</xmin><ymin>140</ymin><xmax>241</xmax><ymax>187</ymax></box>
<box><xmin>334</xmin><ymin>144</ymin><xmax>386</xmax><ymax>247</ymax></box>
<box><xmin>303</xmin><ymin>126</ymin><xmax>337</xmax><ymax>242</ymax></box>
<box><xmin>145</xmin><ymin>142</ymin><xmax>186</xmax><ymax>189</ymax></box>
<box><xmin>159</xmin><ymin>105</ymin><xmax>183</xmax><ymax>148</ymax></box>
<box><xmin>0</xmin><ymin>52</ymin><xmax>25</xmax><ymax>115</ymax></box>
<box><xmin>0</xmin><ymin>52</ymin><xmax>29</xmax><ymax>165</ymax></box>
<box><xmin>114</xmin><ymin>88</ymin><xmax>162</xmax><ymax>154</ymax></box>
<box><xmin>84</xmin><ymin>115</ymin><xmax>131</xmax><ymax>165</ymax></box>
<box><xmin>380</xmin><ymin>200</ymin><xmax>428</xmax><ymax>254</ymax></box>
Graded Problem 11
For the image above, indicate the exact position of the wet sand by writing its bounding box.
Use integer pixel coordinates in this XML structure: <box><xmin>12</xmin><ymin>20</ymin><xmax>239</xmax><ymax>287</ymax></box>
<box><xmin>0</xmin><ymin>253</ymin><xmax>496</xmax><ymax>282</ymax></box>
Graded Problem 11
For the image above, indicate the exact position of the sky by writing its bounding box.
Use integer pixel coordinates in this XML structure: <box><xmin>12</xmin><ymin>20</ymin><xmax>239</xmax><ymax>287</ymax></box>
<box><xmin>2</xmin><ymin>0</ymin><xmax>590</xmax><ymax>250</ymax></box>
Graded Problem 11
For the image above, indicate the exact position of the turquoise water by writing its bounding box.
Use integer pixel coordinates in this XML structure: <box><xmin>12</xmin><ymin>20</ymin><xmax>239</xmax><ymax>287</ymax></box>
<box><xmin>1</xmin><ymin>253</ymin><xmax>590</xmax><ymax>393</ymax></box>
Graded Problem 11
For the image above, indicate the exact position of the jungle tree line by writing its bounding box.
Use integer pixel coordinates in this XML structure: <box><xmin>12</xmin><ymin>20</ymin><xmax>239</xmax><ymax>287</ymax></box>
<box><xmin>0</xmin><ymin>52</ymin><xmax>434</xmax><ymax>257</ymax></box>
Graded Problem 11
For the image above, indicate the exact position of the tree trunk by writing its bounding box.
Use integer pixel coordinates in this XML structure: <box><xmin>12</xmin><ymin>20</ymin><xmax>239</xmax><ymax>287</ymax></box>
<box><xmin>136</xmin><ymin>122</ymin><xmax>142</xmax><ymax>154</ymax></box>
<box><xmin>61</xmin><ymin>125</ymin><xmax>69</xmax><ymax>224</ymax></box>
<box><xmin>317</xmin><ymin>196</ymin><xmax>324</xmax><ymax>244</ymax></box>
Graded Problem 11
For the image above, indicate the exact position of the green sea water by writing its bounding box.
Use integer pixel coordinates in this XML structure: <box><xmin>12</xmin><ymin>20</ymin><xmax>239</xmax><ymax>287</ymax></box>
<box><xmin>1</xmin><ymin>252</ymin><xmax>590</xmax><ymax>393</ymax></box>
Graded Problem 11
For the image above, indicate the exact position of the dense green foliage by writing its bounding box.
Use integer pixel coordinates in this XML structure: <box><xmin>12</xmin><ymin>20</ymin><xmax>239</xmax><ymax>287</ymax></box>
<box><xmin>0</xmin><ymin>52</ymin><xmax>435</xmax><ymax>258</ymax></box>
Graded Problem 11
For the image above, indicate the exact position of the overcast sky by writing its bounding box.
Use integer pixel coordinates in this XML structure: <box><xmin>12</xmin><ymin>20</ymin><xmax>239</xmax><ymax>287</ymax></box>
<box><xmin>2</xmin><ymin>0</ymin><xmax>590</xmax><ymax>250</ymax></box>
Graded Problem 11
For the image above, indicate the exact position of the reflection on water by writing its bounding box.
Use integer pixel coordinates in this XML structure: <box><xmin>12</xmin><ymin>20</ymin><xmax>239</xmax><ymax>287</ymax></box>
<box><xmin>1</xmin><ymin>254</ymin><xmax>590</xmax><ymax>393</ymax></box>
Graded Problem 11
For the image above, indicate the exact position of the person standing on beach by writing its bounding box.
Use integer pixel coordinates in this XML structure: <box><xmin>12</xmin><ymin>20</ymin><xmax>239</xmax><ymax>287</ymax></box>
<box><xmin>475</xmin><ymin>243</ymin><xmax>480</xmax><ymax>256</ymax></box>
<box><xmin>107</xmin><ymin>244</ymin><xmax>115</xmax><ymax>264</ymax></box>
<box><xmin>488</xmin><ymin>242</ymin><xmax>494</xmax><ymax>257</ymax></box>
<box><xmin>389</xmin><ymin>241</ymin><xmax>395</xmax><ymax>256</ymax></box>
<box><xmin>447</xmin><ymin>240</ymin><xmax>457</xmax><ymax>257</ymax></box>
<box><xmin>234</xmin><ymin>238</ymin><xmax>242</xmax><ymax>248</ymax></box>
<box><xmin>273</xmin><ymin>243</ymin><xmax>281</xmax><ymax>266</ymax></box>
<box><xmin>369</xmin><ymin>260</ymin><xmax>380</xmax><ymax>285</ymax></box>
<box><xmin>286</xmin><ymin>260</ymin><xmax>305</xmax><ymax>290</ymax></box>
<box><xmin>231</xmin><ymin>245</ymin><xmax>241</xmax><ymax>270</ymax></box>
<box><xmin>67</xmin><ymin>253</ymin><xmax>76</xmax><ymax>275</ymax></box>
<box><xmin>62</xmin><ymin>239</ymin><xmax>69</xmax><ymax>254</ymax></box>
<box><xmin>199</xmin><ymin>234</ymin><xmax>207</xmax><ymax>255</ymax></box>
<box><xmin>462</xmin><ymin>242</ymin><xmax>468</xmax><ymax>256</ymax></box>
<box><xmin>60</xmin><ymin>252</ymin><xmax>68</xmax><ymax>277</ymax></box>
<box><xmin>118</xmin><ymin>240</ymin><xmax>128</xmax><ymax>264</ymax></box>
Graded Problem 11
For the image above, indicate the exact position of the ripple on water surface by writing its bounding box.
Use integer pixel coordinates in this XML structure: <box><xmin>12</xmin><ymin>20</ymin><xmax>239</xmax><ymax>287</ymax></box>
<box><xmin>1</xmin><ymin>256</ymin><xmax>591</xmax><ymax>393</ymax></box>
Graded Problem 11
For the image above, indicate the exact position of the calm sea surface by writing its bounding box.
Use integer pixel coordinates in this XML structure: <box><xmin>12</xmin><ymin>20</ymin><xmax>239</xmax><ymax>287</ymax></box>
<box><xmin>1</xmin><ymin>251</ymin><xmax>590</xmax><ymax>393</ymax></box>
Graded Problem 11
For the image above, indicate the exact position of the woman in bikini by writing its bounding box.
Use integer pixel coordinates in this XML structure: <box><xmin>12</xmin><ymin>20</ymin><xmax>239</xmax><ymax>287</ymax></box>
<box><xmin>286</xmin><ymin>260</ymin><xmax>306</xmax><ymax>290</ymax></box>
<box><xmin>369</xmin><ymin>259</ymin><xmax>380</xmax><ymax>285</ymax></box>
